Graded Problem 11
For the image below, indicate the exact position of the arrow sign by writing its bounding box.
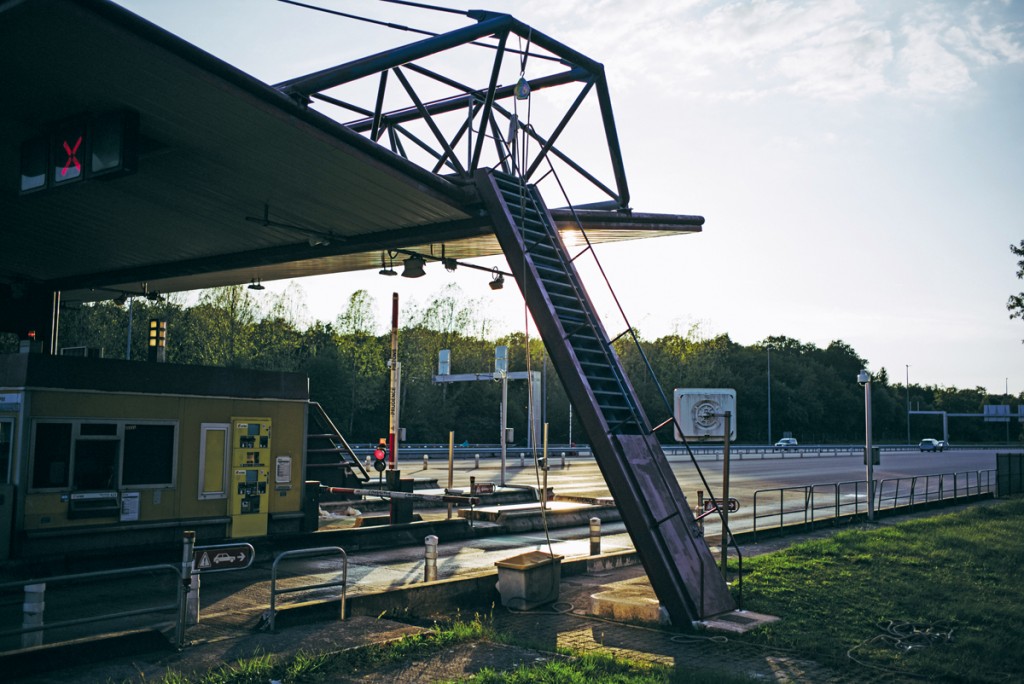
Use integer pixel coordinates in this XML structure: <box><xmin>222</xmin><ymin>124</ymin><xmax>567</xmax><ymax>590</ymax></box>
<box><xmin>193</xmin><ymin>543</ymin><xmax>255</xmax><ymax>572</ymax></box>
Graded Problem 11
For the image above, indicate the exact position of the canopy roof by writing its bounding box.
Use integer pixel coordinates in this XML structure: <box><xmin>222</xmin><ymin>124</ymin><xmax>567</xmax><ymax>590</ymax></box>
<box><xmin>0</xmin><ymin>0</ymin><xmax>702</xmax><ymax>308</ymax></box>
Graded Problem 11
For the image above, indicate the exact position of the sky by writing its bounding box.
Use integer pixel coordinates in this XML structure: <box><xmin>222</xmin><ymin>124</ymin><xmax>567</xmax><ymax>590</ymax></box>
<box><xmin>115</xmin><ymin>0</ymin><xmax>1024</xmax><ymax>395</ymax></box>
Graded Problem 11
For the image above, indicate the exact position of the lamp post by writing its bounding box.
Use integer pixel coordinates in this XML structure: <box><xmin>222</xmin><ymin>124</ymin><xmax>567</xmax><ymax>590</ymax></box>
<box><xmin>905</xmin><ymin>364</ymin><xmax>910</xmax><ymax>444</ymax></box>
<box><xmin>858</xmin><ymin>369</ymin><xmax>874</xmax><ymax>521</ymax></box>
<box><xmin>766</xmin><ymin>345</ymin><xmax>772</xmax><ymax>445</ymax></box>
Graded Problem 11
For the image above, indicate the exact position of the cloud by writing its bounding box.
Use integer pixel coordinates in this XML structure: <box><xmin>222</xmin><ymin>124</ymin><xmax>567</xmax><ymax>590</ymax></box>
<box><xmin>512</xmin><ymin>0</ymin><xmax>1024</xmax><ymax>104</ymax></box>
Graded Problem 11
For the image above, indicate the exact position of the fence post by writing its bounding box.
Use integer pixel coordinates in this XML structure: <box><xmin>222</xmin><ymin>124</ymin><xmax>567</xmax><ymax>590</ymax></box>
<box><xmin>187</xmin><ymin>567</ymin><xmax>200</xmax><ymax>626</ymax></box>
<box><xmin>589</xmin><ymin>517</ymin><xmax>601</xmax><ymax>556</ymax></box>
<box><xmin>424</xmin><ymin>535</ymin><xmax>438</xmax><ymax>582</ymax></box>
<box><xmin>21</xmin><ymin>583</ymin><xmax>45</xmax><ymax>648</ymax></box>
<box><xmin>176</xmin><ymin>531</ymin><xmax>195</xmax><ymax>650</ymax></box>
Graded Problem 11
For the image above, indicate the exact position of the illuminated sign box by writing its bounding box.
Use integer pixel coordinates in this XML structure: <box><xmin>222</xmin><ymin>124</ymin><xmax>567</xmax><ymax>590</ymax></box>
<box><xmin>19</xmin><ymin>109</ymin><xmax>139</xmax><ymax>194</ymax></box>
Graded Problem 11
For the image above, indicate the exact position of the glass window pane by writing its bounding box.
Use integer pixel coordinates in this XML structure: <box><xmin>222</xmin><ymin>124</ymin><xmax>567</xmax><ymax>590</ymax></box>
<box><xmin>123</xmin><ymin>424</ymin><xmax>174</xmax><ymax>486</ymax></box>
<box><xmin>33</xmin><ymin>423</ymin><xmax>71</xmax><ymax>489</ymax></box>
<box><xmin>73</xmin><ymin>439</ymin><xmax>119</xmax><ymax>490</ymax></box>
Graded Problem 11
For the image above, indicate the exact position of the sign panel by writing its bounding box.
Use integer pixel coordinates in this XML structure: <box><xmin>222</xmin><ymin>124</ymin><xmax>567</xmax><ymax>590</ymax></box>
<box><xmin>194</xmin><ymin>543</ymin><xmax>255</xmax><ymax>572</ymax></box>
<box><xmin>702</xmin><ymin>497</ymin><xmax>740</xmax><ymax>513</ymax></box>
<box><xmin>673</xmin><ymin>389</ymin><xmax>737</xmax><ymax>442</ymax></box>
<box><xmin>984</xmin><ymin>405</ymin><xmax>1011</xmax><ymax>423</ymax></box>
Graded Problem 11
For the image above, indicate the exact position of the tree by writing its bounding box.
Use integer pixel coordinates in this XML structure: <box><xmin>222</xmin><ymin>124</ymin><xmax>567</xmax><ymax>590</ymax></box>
<box><xmin>1008</xmin><ymin>240</ymin><xmax>1024</xmax><ymax>340</ymax></box>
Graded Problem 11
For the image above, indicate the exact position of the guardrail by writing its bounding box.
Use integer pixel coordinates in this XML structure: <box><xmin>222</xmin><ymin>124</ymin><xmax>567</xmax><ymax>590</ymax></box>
<box><xmin>752</xmin><ymin>469</ymin><xmax>997</xmax><ymax>539</ymax></box>
<box><xmin>268</xmin><ymin>546</ymin><xmax>348</xmax><ymax>632</ymax></box>
<box><xmin>0</xmin><ymin>563</ymin><xmax>182</xmax><ymax>653</ymax></box>
<box><xmin>355</xmin><ymin>443</ymin><xmax>1020</xmax><ymax>462</ymax></box>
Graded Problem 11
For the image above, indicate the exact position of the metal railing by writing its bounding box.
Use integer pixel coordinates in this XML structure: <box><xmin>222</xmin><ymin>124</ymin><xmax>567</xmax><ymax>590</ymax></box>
<box><xmin>0</xmin><ymin>564</ymin><xmax>182</xmax><ymax>653</ymax></box>
<box><xmin>268</xmin><ymin>546</ymin><xmax>348</xmax><ymax>632</ymax></box>
<box><xmin>752</xmin><ymin>469</ymin><xmax>997</xmax><ymax>538</ymax></box>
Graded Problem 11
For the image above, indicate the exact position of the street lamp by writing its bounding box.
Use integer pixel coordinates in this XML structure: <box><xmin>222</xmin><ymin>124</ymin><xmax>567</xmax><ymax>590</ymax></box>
<box><xmin>858</xmin><ymin>369</ymin><xmax>874</xmax><ymax>521</ymax></box>
<box><xmin>905</xmin><ymin>364</ymin><xmax>911</xmax><ymax>444</ymax></box>
<box><xmin>766</xmin><ymin>345</ymin><xmax>772</xmax><ymax>445</ymax></box>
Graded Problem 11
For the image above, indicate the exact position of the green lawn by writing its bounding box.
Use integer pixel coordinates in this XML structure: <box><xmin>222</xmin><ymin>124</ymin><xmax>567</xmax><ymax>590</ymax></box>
<box><xmin>735</xmin><ymin>497</ymin><xmax>1024</xmax><ymax>682</ymax></box>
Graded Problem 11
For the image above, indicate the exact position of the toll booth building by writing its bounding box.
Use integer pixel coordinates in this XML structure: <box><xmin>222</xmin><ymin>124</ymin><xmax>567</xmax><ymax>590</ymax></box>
<box><xmin>0</xmin><ymin>353</ymin><xmax>312</xmax><ymax>559</ymax></box>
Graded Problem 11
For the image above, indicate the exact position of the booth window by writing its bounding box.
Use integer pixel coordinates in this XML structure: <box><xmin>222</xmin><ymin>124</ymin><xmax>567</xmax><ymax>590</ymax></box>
<box><xmin>0</xmin><ymin>419</ymin><xmax>13</xmax><ymax>484</ymax></box>
<box><xmin>32</xmin><ymin>422</ymin><xmax>72</xmax><ymax>489</ymax></box>
<box><xmin>123</xmin><ymin>424</ymin><xmax>175</xmax><ymax>486</ymax></box>
<box><xmin>30</xmin><ymin>420</ymin><xmax>177</xmax><ymax>491</ymax></box>
<box><xmin>73</xmin><ymin>438</ymin><xmax>119</xmax><ymax>490</ymax></box>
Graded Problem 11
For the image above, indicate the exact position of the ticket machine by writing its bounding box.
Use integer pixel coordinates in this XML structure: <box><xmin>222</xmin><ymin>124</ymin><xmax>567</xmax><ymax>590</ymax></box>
<box><xmin>229</xmin><ymin>417</ymin><xmax>270</xmax><ymax>538</ymax></box>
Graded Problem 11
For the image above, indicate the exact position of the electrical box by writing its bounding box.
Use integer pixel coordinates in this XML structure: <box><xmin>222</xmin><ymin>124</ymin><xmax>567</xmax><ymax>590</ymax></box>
<box><xmin>229</xmin><ymin>417</ymin><xmax>271</xmax><ymax>538</ymax></box>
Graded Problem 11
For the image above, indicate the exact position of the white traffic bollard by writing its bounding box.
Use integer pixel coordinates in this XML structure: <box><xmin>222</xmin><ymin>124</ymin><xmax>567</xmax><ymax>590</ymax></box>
<box><xmin>22</xmin><ymin>583</ymin><xmax>45</xmax><ymax>648</ymax></box>
<box><xmin>423</xmin><ymin>454</ymin><xmax>429</xmax><ymax>471</ymax></box>
<box><xmin>560</xmin><ymin>451</ymin><xmax>566</xmax><ymax>469</ymax></box>
<box><xmin>475</xmin><ymin>453</ymin><xmax>480</xmax><ymax>469</ymax></box>
<box><xmin>187</xmin><ymin>569</ymin><xmax>201</xmax><ymax>625</ymax></box>
<box><xmin>590</xmin><ymin>517</ymin><xmax>601</xmax><ymax>556</ymax></box>
<box><xmin>424</xmin><ymin>535</ymin><xmax>438</xmax><ymax>582</ymax></box>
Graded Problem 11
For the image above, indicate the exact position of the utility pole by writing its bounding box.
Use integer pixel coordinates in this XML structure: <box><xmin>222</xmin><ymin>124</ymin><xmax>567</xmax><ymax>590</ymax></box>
<box><xmin>905</xmin><ymin>364</ymin><xmax>910</xmax><ymax>444</ymax></box>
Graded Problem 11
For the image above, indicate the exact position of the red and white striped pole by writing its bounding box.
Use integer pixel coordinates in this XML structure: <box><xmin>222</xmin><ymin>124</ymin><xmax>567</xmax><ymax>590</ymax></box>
<box><xmin>388</xmin><ymin>293</ymin><xmax>398</xmax><ymax>469</ymax></box>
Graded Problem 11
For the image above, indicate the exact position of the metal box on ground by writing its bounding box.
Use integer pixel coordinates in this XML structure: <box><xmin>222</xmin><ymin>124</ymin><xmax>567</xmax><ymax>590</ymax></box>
<box><xmin>495</xmin><ymin>551</ymin><xmax>562</xmax><ymax>610</ymax></box>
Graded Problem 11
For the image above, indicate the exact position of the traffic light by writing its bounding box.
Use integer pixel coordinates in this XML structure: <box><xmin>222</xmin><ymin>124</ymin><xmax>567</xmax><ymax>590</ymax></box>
<box><xmin>372</xmin><ymin>441</ymin><xmax>388</xmax><ymax>473</ymax></box>
<box><xmin>148</xmin><ymin>318</ymin><xmax>167</xmax><ymax>363</ymax></box>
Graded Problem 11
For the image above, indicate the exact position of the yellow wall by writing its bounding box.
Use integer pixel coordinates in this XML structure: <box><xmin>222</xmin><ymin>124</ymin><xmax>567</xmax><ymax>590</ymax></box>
<box><xmin>23</xmin><ymin>390</ymin><xmax>306</xmax><ymax>531</ymax></box>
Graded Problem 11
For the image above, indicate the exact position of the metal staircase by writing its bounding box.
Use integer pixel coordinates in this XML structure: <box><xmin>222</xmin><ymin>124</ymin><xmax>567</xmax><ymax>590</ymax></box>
<box><xmin>476</xmin><ymin>169</ymin><xmax>736</xmax><ymax>623</ymax></box>
<box><xmin>306</xmin><ymin>401</ymin><xmax>370</xmax><ymax>491</ymax></box>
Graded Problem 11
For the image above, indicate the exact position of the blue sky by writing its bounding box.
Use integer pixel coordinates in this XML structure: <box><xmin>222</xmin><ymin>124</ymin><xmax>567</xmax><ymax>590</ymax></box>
<box><xmin>116</xmin><ymin>0</ymin><xmax>1024</xmax><ymax>394</ymax></box>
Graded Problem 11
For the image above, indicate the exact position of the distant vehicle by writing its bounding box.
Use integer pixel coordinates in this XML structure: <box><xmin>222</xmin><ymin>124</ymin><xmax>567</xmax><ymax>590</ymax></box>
<box><xmin>774</xmin><ymin>437</ymin><xmax>798</xmax><ymax>449</ymax></box>
<box><xmin>919</xmin><ymin>438</ymin><xmax>943</xmax><ymax>452</ymax></box>
<box><xmin>937</xmin><ymin>440</ymin><xmax>950</xmax><ymax>450</ymax></box>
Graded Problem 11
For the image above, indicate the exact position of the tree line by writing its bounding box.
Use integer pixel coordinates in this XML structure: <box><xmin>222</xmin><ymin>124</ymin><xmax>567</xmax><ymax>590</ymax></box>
<box><xmin>14</xmin><ymin>284</ymin><xmax>1021</xmax><ymax>446</ymax></box>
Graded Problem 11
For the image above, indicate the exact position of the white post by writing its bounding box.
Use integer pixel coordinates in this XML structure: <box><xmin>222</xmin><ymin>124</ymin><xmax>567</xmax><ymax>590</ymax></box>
<box><xmin>500</xmin><ymin>371</ymin><xmax>508</xmax><ymax>486</ymax></box>
<box><xmin>22</xmin><ymin>583</ymin><xmax>45</xmax><ymax>648</ymax></box>
<box><xmin>589</xmin><ymin>517</ymin><xmax>601</xmax><ymax>556</ymax></box>
<box><xmin>187</xmin><ymin>569</ymin><xmax>200</xmax><ymax>625</ymax></box>
<box><xmin>424</xmin><ymin>535</ymin><xmax>438</xmax><ymax>582</ymax></box>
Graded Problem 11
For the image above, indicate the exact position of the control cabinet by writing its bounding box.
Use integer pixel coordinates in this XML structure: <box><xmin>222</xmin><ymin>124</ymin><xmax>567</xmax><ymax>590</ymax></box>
<box><xmin>229</xmin><ymin>417</ymin><xmax>271</xmax><ymax>538</ymax></box>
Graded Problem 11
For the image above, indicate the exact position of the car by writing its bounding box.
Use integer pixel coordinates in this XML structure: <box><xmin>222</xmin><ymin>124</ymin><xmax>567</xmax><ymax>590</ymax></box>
<box><xmin>937</xmin><ymin>440</ymin><xmax>950</xmax><ymax>450</ymax></box>
<box><xmin>919</xmin><ymin>438</ymin><xmax>942</xmax><ymax>452</ymax></box>
<box><xmin>774</xmin><ymin>437</ymin><xmax>798</xmax><ymax>449</ymax></box>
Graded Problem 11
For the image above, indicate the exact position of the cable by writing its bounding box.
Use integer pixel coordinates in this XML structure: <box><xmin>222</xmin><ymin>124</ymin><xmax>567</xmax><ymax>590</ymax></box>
<box><xmin>376</xmin><ymin>0</ymin><xmax>469</xmax><ymax>15</ymax></box>
<box><xmin>846</xmin><ymin>620</ymin><xmax>955</xmax><ymax>679</ymax></box>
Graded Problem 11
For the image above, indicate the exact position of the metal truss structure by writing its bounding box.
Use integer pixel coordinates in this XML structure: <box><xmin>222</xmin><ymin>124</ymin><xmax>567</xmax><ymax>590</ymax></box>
<box><xmin>276</xmin><ymin>9</ymin><xmax>631</xmax><ymax>211</ymax></box>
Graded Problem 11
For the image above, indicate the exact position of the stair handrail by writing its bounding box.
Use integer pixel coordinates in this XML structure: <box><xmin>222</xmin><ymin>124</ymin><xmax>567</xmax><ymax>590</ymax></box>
<box><xmin>308</xmin><ymin>401</ymin><xmax>370</xmax><ymax>481</ymax></box>
<box><xmin>494</xmin><ymin>171</ymin><xmax>645</xmax><ymax>431</ymax></box>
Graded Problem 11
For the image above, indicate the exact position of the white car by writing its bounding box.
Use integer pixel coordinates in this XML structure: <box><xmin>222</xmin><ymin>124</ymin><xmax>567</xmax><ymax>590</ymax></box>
<box><xmin>774</xmin><ymin>438</ymin><xmax>798</xmax><ymax>449</ymax></box>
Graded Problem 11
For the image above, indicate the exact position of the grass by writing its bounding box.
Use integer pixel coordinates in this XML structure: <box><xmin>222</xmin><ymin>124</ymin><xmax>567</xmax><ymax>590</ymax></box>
<box><xmin>141</xmin><ymin>613</ymin><xmax>756</xmax><ymax>684</ymax></box>
<box><xmin>454</xmin><ymin>651</ymin><xmax>756</xmax><ymax>683</ymax></box>
<box><xmin>735</xmin><ymin>497</ymin><xmax>1024</xmax><ymax>682</ymax></box>
<box><xmin>143</xmin><ymin>614</ymin><xmax>495</xmax><ymax>683</ymax></box>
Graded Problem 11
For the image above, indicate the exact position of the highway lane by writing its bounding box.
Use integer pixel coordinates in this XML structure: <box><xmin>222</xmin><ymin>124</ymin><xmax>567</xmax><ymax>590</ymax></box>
<box><xmin>419</xmin><ymin>448</ymin><xmax>1000</xmax><ymax>537</ymax></box>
